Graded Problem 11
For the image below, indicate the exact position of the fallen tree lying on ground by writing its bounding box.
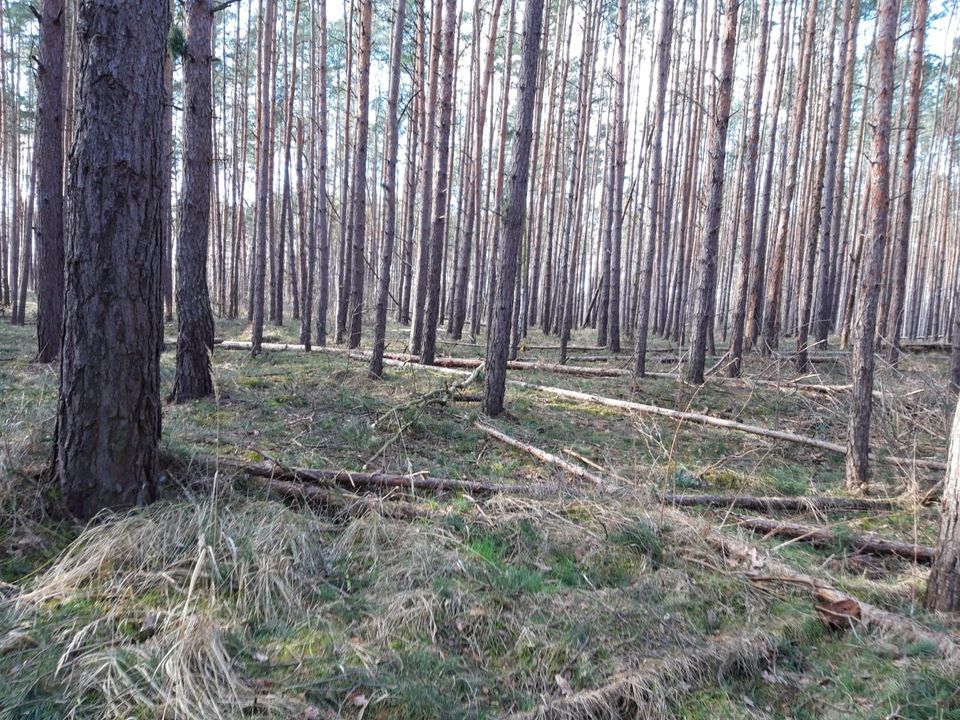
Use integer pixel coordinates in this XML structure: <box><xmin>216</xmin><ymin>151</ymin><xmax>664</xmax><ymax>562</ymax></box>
<box><xmin>183</xmin><ymin>339</ymin><xmax>947</xmax><ymax>474</ymax></box>
<box><xmin>732</xmin><ymin>515</ymin><xmax>936</xmax><ymax>563</ymax></box>
<box><xmin>663</xmin><ymin>493</ymin><xmax>897</xmax><ymax>513</ymax></box>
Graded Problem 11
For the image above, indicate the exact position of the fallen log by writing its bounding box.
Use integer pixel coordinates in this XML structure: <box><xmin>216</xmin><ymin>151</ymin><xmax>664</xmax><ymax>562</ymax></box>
<box><xmin>509</xmin><ymin>379</ymin><xmax>948</xmax><ymax>472</ymax></box>
<box><xmin>475</xmin><ymin>422</ymin><xmax>621</xmax><ymax>492</ymax></box>
<box><xmin>704</xmin><ymin>527</ymin><xmax>960</xmax><ymax>665</ymax></box>
<box><xmin>190</xmin><ymin>340</ymin><xmax>948</xmax><ymax>472</ymax></box>
<box><xmin>214</xmin><ymin>456</ymin><xmax>532</xmax><ymax>496</ymax></box>
<box><xmin>477</xmin><ymin>439</ymin><xmax>960</xmax><ymax>664</ymax></box>
<box><xmin>663</xmin><ymin>493</ymin><xmax>897</xmax><ymax>513</ymax></box>
<box><xmin>509</xmin><ymin>625</ymin><xmax>786</xmax><ymax>720</ymax></box>
<box><xmin>255</xmin><ymin>476</ymin><xmax>433</xmax><ymax>520</ymax></box>
<box><xmin>733</xmin><ymin>516</ymin><xmax>935</xmax><ymax>563</ymax></box>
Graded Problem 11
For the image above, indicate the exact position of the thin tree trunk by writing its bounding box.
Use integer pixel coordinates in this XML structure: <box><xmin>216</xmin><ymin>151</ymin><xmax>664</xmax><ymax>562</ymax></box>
<box><xmin>369</xmin><ymin>0</ymin><xmax>407</xmax><ymax>377</ymax></box>
<box><xmin>172</xmin><ymin>0</ymin><xmax>216</xmax><ymax>402</ymax></box>
<box><xmin>845</xmin><ymin>0</ymin><xmax>899</xmax><ymax>492</ymax></box>
<box><xmin>688</xmin><ymin>0</ymin><xmax>739</xmax><ymax>385</ymax></box>
<box><xmin>483</xmin><ymin>0</ymin><xmax>544</xmax><ymax>416</ymax></box>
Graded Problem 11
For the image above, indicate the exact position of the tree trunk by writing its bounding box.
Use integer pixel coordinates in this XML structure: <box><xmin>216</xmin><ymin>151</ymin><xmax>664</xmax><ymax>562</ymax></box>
<box><xmin>885</xmin><ymin>0</ymin><xmax>927</xmax><ymax>366</ymax></box>
<box><xmin>172</xmin><ymin>0</ymin><xmax>216</xmax><ymax>402</ymax></box>
<box><xmin>727</xmin><ymin>0</ymin><xmax>771</xmax><ymax>377</ymax></box>
<box><xmin>926</xmin><ymin>395</ymin><xmax>960</xmax><ymax>611</ymax></box>
<box><xmin>483</xmin><ymin>0</ymin><xmax>544</xmax><ymax>416</ymax></box>
<box><xmin>633</xmin><ymin>0</ymin><xmax>674</xmax><ymax>377</ymax></box>
<box><xmin>53</xmin><ymin>0</ymin><xmax>170</xmax><ymax>518</ymax></box>
<box><xmin>251</xmin><ymin>0</ymin><xmax>277</xmax><ymax>355</ymax></box>
<box><xmin>347</xmin><ymin>0</ymin><xmax>372</xmax><ymax>349</ymax></box>
<box><xmin>315</xmin><ymin>0</ymin><xmax>330</xmax><ymax>347</ymax></box>
<box><xmin>420</xmin><ymin>0</ymin><xmax>456</xmax><ymax>365</ymax></box>
<box><xmin>845</xmin><ymin>0</ymin><xmax>898</xmax><ymax>492</ymax></box>
<box><xmin>369</xmin><ymin>0</ymin><xmax>407</xmax><ymax>377</ymax></box>
<box><xmin>35</xmin><ymin>0</ymin><xmax>65</xmax><ymax>362</ymax></box>
<box><xmin>688</xmin><ymin>0</ymin><xmax>738</xmax><ymax>385</ymax></box>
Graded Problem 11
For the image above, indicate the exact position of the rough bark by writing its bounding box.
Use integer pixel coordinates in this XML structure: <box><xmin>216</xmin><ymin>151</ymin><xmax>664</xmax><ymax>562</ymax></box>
<box><xmin>172</xmin><ymin>0</ymin><xmax>216</xmax><ymax>403</ymax></box>
<box><xmin>926</xmin><ymin>395</ymin><xmax>960</xmax><ymax>611</ymax></box>
<box><xmin>885</xmin><ymin>0</ymin><xmax>928</xmax><ymax>366</ymax></box>
<box><xmin>250</xmin><ymin>0</ymin><xmax>277</xmax><ymax>355</ymax></box>
<box><xmin>420</xmin><ymin>0</ymin><xmax>456</xmax><ymax>365</ymax></box>
<box><xmin>35</xmin><ymin>0</ymin><xmax>65</xmax><ymax>362</ymax></box>
<box><xmin>53</xmin><ymin>0</ymin><xmax>170</xmax><ymax>518</ymax></box>
<box><xmin>845</xmin><ymin>0</ymin><xmax>898</xmax><ymax>492</ymax></box>
<box><xmin>482</xmin><ymin>0</ymin><xmax>543</xmax><ymax>416</ymax></box>
<box><xmin>369</xmin><ymin>0</ymin><xmax>407</xmax><ymax>377</ymax></box>
<box><xmin>688</xmin><ymin>0</ymin><xmax>738</xmax><ymax>384</ymax></box>
<box><xmin>347</xmin><ymin>0</ymin><xmax>372</xmax><ymax>349</ymax></box>
<box><xmin>633</xmin><ymin>0</ymin><xmax>674</xmax><ymax>377</ymax></box>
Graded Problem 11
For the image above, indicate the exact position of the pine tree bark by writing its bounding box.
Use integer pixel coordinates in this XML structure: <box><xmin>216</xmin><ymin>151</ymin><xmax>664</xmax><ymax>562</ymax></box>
<box><xmin>53</xmin><ymin>0</ymin><xmax>170</xmax><ymax>518</ymax></box>
<box><xmin>315</xmin><ymin>0</ymin><xmax>330</xmax><ymax>346</ymax></box>
<box><xmin>251</xmin><ymin>0</ymin><xmax>277</xmax><ymax>355</ymax></box>
<box><xmin>688</xmin><ymin>0</ymin><xmax>738</xmax><ymax>384</ymax></box>
<box><xmin>420</xmin><ymin>0</ymin><xmax>456</xmax><ymax>365</ymax></box>
<box><xmin>483</xmin><ymin>0</ymin><xmax>544</xmax><ymax>416</ymax></box>
<box><xmin>35</xmin><ymin>0</ymin><xmax>65</xmax><ymax>362</ymax></box>
<box><xmin>633</xmin><ymin>0</ymin><xmax>674</xmax><ymax>377</ymax></box>
<box><xmin>410</xmin><ymin>0</ymin><xmax>443</xmax><ymax>355</ymax></box>
<box><xmin>926</xmin><ymin>394</ymin><xmax>960</xmax><ymax>612</ymax></box>
<box><xmin>760</xmin><ymin>0</ymin><xmax>817</xmax><ymax>353</ymax></box>
<box><xmin>885</xmin><ymin>0</ymin><xmax>927</xmax><ymax>366</ymax></box>
<box><xmin>369</xmin><ymin>0</ymin><xmax>406</xmax><ymax>378</ymax></box>
<box><xmin>727</xmin><ymin>0</ymin><xmax>770</xmax><ymax>377</ymax></box>
<box><xmin>845</xmin><ymin>0</ymin><xmax>898</xmax><ymax>493</ymax></box>
<box><xmin>347</xmin><ymin>0</ymin><xmax>372</xmax><ymax>349</ymax></box>
<box><xmin>172</xmin><ymin>0</ymin><xmax>216</xmax><ymax>402</ymax></box>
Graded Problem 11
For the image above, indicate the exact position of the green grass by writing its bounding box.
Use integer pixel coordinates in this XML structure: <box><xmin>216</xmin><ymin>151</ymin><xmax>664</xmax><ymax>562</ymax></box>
<box><xmin>1</xmin><ymin>302</ymin><xmax>958</xmax><ymax>718</ymax></box>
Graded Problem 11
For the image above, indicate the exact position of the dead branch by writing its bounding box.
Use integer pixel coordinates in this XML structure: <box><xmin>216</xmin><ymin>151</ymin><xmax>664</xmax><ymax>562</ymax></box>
<box><xmin>475</xmin><ymin>422</ymin><xmax>622</xmax><ymax>492</ymax></box>
<box><xmin>509</xmin><ymin>379</ymin><xmax>948</xmax><ymax>472</ymax></box>
<box><xmin>662</xmin><ymin>493</ymin><xmax>897</xmax><ymax>513</ymax></box>
<box><xmin>733</xmin><ymin>515</ymin><xmax>935</xmax><ymax>563</ymax></box>
<box><xmin>509</xmin><ymin>625</ymin><xmax>786</xmax><ymax>720</ymax></box>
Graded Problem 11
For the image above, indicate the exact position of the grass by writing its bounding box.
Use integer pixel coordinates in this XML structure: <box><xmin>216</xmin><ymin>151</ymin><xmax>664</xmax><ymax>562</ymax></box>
<box><xmin>1</xmin><ymin>302</ymin><xmax>958</xmax><ymax>718</ymax></box>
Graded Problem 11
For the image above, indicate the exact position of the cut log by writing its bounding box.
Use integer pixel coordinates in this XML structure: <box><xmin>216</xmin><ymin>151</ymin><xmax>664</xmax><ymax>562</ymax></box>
<box><xmin>663</xmin><ymin>493</ymin><xmax>897</xmax><ymax>513</ymax></box>
<box><xmin>509</xmin><ymin>379</ymin><xmax>948</xmax><ymax>472</ymax></box>
<box><xmin>475</xmin><ymin>422</ymin><xmax>622</xmax><ymax>492</ymax></box>
<box><xmin>733</xmin><ymin>515</ymin><xmax>935</xmax><ymax>563</ymax></box>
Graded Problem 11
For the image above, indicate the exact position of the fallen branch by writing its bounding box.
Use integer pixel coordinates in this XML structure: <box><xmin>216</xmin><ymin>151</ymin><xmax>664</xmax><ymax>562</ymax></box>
<box><xmin>700</xmin><ymin>526</ymin><xmax>960</xmax><ymax>665</ymax></box>
<box><xmin>509</xmin><ymin>625</ymin><xmax>786</xmax><ymax>720</ymax></box>
<box><xmin>475</xmin><ymin>422</ymin><xmax>621</xmax><ymax>492</ymax></box>
<box><xmin>192</xmin><ymin>340</ymin><xmax>948</xmax><ymax>472</ymax></box>
<box><xmin>478</xmin><ymin>443</ymin><xmax>960</xmax><ymax>665</ymax></box>
<box><xmin>662</xmin><ymin>493</ymin><xmax>897</xmax><ymax>513</ymax></box>
<box><xmin>214</xmin><ymin>456</ymin><xmax>532</xmax><ymax>497</ymax></box>
<box><xmin>510</xmin><ymin>379</ymin><xmax>948</xmax><ymax>472</ymax></box>
<box><xmin>733</xmin><ymin>515</ymin><xmax>935</xmax><ymax>563</ymax></box>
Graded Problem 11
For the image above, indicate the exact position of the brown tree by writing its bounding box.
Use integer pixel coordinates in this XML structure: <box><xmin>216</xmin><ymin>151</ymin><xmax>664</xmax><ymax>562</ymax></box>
<box><xmin>52</xmin><ymin>0</ymin><xmax>170</xmax><ymax>518</ymax></box>
<box><xmin>845</xmin><ymin>0</ymin><xmax>898</xmax><ymax>492</ymax></box>
<box><xmin>172</xmin><ymin>0</ymin><xmax>217</xmax><ymax>402</ymax></box>
<box><xmin>483</xmin><ymin>0</ymin><xmax>544</xmax><ymax>416</ymax></box>
<box><xmin>687</xmin><ymin>0</ymin><xmax>739</xmax><ymax>385</ymax></box>
<box><xmin>34</xmin><ymin>0</ymin><xmax>65</xmax><ymax>362</ymax></box>
<box><xmin>370</xmin><ymin>0</ymin><xmax>407</xmax><ymax>377</ymax></box>
<box><xmin>926</xmin><ymin>394</ymin><xmax>960</xmax><ymax>612</ymax></box>
<box><xmin>885</xmin><ymin>0</ymin><xmax>928</xmax><ymax>365</ymax></box>
<box><xmin>633</xmin><ymin>0</ymin><xmax>674</xmax><ymax>377</ymax></box>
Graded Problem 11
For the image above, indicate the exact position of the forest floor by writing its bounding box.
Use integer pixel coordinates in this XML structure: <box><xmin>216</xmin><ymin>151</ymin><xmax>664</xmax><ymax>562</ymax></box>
<box><xmin>1</xmin><ymin>297</ymin><xmax>959</xmax><ymax>719</ymax></box>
